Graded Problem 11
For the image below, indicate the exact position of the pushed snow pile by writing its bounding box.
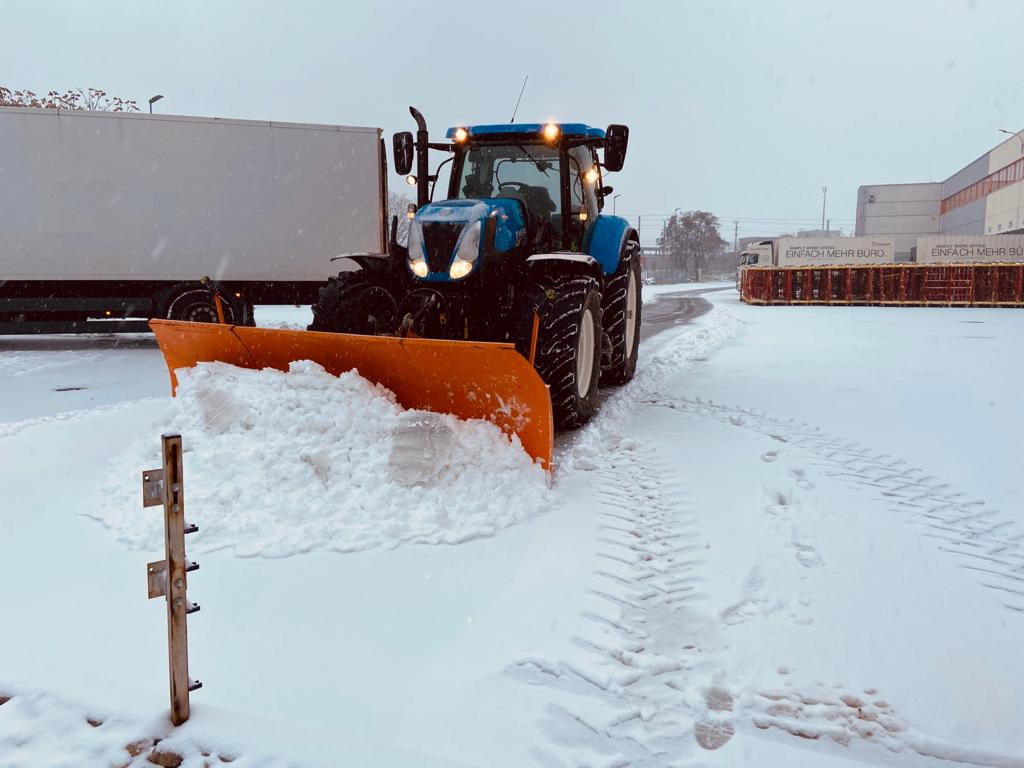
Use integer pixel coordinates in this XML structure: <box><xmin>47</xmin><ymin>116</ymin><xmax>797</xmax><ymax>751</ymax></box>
<box><xmin>97</xmin><ymin>361</ymin><xmax>550</xmax><ymax>557</ymax></box>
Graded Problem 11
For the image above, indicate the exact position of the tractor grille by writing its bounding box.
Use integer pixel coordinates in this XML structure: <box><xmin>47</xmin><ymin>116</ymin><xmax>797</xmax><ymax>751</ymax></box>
<box><xmin>422</xmin><ymin>222</ymin><xmax>464</xmax><ymax>274</ymax></box>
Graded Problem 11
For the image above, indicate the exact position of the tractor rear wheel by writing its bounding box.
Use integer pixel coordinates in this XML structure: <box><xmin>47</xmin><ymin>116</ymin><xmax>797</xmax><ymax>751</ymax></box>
<box><xmin>601</xmin><ymin>242</ymin><xmax>642</xmax><ymax>385</ymax></box>
<box><xmin>309</xmin><ymin>271</ymin><xmax>398</xmax><ymax>335</ymax></box>
<box><xmin>517</xmin><ymin>274</ymin><xmax>602</xmax><ymax>430</ymax></box>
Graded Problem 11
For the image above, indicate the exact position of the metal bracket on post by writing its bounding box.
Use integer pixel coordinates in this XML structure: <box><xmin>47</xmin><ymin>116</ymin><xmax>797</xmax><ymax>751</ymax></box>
<box><xmin>142</xmin><ymin>433</ymin><xmax>201</xmax><ymax>726</ymax></box>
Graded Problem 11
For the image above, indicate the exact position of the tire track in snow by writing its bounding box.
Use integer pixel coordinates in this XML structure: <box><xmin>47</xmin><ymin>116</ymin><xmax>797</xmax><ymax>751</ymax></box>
<box><xmin>524</xmin><ymin>304</ymin><xmax>1023</xmax><ymax>765</ymax></box>
<box><xmin>510</xmin><ymin>441</ymin><xmax>718</xmax><ymax>767</ymax></box>
<box><xmin>0</xmin><ymin>397</ymin><xmax>164</xmax><ymax>440</ymax></box>
<box><xmin>648</xmin><ymin>396</ymin><xmax>1024</xmax><ymax>616</ymax></box>
<box><xmin>504</xmin><ymin>308</ymin><xmax>745</xmax><ymax>766</ymax></box>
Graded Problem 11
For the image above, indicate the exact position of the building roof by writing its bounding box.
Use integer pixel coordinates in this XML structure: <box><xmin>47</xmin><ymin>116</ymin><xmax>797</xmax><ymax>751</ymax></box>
<box><xmin>445</xmin><ymin>123</ymin><xmax>605</xmax><ymax>140</ymax></box>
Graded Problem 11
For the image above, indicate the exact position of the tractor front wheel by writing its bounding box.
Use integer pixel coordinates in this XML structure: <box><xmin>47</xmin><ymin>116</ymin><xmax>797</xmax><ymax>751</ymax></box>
<box><xmin>309</xmin><ymin>271</ymin><xmax>398</xmax><ymax>335</ymax></box>
<box><xmin>518</xmin><ymin>274</ymin><xmax>602</xmax><ymax>430</ymax></box>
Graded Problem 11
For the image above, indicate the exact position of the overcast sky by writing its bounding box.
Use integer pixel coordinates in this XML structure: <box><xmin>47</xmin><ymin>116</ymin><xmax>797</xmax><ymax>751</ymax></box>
<box><xmin>4</xmin><ymin>0</ymin><xmax>1022</xmax><ymax>243</ymax></box>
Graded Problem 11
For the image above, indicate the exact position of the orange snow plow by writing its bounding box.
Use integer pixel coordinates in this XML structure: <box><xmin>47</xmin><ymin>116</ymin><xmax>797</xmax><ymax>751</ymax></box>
<box><xmin>149</xmin><ymin>319</ymin><xmax>554</xmax><ymax>469</ymax></box>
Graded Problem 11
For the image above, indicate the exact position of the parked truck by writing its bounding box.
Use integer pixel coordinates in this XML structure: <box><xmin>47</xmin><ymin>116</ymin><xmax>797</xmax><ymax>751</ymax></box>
<box><xmin>739</xmin><ymin>236</ymin><xmax>895</xmax><ymax>269</ymax></box>
<box><xmin>738</xmin><ymin>232</ymin><xmax>1024</xmax><ymax>306</ymax></box>
<box><xmin>915</xmin><ymin>234</ymin><xmax>1024</xmax><ymax>263</ymax></box>
<box><xmin>737</xmin><ymin>236</ymin><xmax>895</xmax><ymax>287</ymax></box>
<box><xmin>0</xmin><ymin>106</ymin><xmax>387</xmax><ymax>333</ymax></box>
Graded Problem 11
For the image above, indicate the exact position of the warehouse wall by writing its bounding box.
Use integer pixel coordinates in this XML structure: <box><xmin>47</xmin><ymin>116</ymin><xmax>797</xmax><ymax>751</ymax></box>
<box><xmin>984</xmin><ymin>134</ymin><xmax>1024</xmax><ymax>234</ymax></box>
<box><xmin>940</xmin><ymin>198</ymin><xmax>987</xmax><ymax>235</ymax></box>
<box><xmin>859</xmin><ymin>132</ymin><xmax>1024</xmax><ymax>248</ymax></box>
<box><xmin>855</xmin><ymin>183</ymin><xmax>940</xmax><ymax>259</ymax></box>
<box><xmin>984</xmin><ymin>184</ymin><xmax>1024</xmax><ymax>234</ymax></box>
<box><xmin>941</xmin><ymin>154</ymin><xmax>989</xmax><ymax>199</ymax></box>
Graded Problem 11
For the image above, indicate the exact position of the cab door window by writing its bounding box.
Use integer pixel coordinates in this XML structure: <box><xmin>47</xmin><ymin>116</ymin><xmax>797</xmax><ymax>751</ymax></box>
<box><xmin>569</xmin><ymin>146</ymin><xmax>599</xmax><ymax>223</ymax></box>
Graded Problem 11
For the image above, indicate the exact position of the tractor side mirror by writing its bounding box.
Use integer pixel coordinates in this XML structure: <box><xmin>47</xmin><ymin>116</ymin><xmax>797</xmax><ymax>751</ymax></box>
<box><xmin>599</xmin><ymin>185</ymin><xmax>614</xmax><ymax>197</ymax></box>
<box><xmin>393</xmin><ymin>131</ymin><xmax>414</xmax><ymax>176</ymax></box>
<box><xmin>604</xmin><ymin>124</ymin><xmax>629</xmax><ymax>172</ymax></box>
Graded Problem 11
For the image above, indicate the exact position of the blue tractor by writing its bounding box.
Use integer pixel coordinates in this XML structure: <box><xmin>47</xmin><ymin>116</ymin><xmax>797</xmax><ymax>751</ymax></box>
<box><xmin>310</xmin><ymin>107</ymin><xmax>641</xmax><ymax>430</ymax></box>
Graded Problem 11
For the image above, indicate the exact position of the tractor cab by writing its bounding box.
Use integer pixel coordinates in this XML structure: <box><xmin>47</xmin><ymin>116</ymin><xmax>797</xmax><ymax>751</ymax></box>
<box><xmin>392</xmin><ymin>113</ymin><xmax>630</xmax><ymax>281</ymax></box>
<box><xmin>444</xmin><ymin>123</ymin><xmax>608</xmax><ymax>254</ymax></box>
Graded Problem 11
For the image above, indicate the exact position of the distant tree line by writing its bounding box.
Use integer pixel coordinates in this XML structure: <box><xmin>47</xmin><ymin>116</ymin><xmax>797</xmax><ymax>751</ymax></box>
<box><xmin>0</xmin><ymin>86</ymin><xmax>138</xmax><ymax>111</ymax></box>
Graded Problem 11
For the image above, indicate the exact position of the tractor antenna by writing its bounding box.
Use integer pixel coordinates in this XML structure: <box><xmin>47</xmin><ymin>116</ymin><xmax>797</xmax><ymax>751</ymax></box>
<box><xmin>510</xmin><ymin>75</ymin><xmax>528</xmax><ymax>123</ymax></box>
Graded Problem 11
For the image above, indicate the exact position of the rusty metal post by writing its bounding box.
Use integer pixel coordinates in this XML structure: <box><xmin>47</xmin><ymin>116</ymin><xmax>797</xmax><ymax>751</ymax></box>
<box><xmin>143</xmin><ymin>433</ymin><xmax>201</xmax><ymax>726</ymax></box>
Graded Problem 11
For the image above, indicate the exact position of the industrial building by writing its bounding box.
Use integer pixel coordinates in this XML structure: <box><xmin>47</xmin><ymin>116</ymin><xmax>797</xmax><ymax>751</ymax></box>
<box><xmin>857</xmin><ymin>131</ymin><xmax>1024</xmax><ymax>259</ymax></box>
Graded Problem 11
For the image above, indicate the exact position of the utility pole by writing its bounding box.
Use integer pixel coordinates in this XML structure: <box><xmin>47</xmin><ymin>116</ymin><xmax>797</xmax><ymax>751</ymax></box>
<box><xmin>821</xmin><ymin>186</ymin><xmax>827</xmax><ymax>231</ymax></box>
<box><xmin>733</xmin><ymin>219</ymin><xmax>739</xmax><ymax>256</ymax></box>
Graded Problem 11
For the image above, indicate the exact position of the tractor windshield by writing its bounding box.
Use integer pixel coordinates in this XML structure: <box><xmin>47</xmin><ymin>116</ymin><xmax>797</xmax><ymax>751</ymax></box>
<box><xmin>455</xmin><ymin>144</ymin><xmax>562</xmax><ymax>223</ymax></box>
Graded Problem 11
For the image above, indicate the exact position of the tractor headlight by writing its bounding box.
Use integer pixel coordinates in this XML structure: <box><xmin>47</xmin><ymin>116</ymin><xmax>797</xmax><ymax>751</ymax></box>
<box><xmin>409</xmin><ymin>258</ymin><xmax>429</xmax><ymax>278</ymax></box>
<box><xmin>449</xmin><ymin>258</ymin><xmax>474</xmax><ymax>280</ymax></box>
<box><xmin>456</xmin><ymin>221</ymin><xmax>481</xmax><ymax>262</ymax></box>
<box><xmin>448</xmin><ymin>220</ymin><xmax>481</xmax><ymax>280</ymax></box>
<box><xmin>407</xmin><ymin>221</ymin><xmax>429</xmax><ymax>277</ymax></box>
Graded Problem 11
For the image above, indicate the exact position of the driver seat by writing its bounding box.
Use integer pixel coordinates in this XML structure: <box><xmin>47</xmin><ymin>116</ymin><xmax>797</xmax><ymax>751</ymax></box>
<box><xmin>499</xmin><ymin>185</ymin><xmax>556</xmax><ymax>222</ymax></box>
<box><xmin>496</xmin><ymin>187</ymin><xmax>531</xmax><ymax>233</ymax></box>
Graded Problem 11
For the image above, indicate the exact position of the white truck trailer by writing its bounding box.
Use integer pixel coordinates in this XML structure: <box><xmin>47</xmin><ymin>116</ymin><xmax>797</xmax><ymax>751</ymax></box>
<box><xmin>915</xmin><ymin>234</ymin><xmax>1024</xmax><ymax>263</ymax></box>
<box><xmin>738</xmin><ymin>236</ymin><xmax>895</xmax><ymax>268</ymax></box>
<box><xmin>0</xmin><ymin>106</ymin><xmax>387</xmax><ymax>333</ymax></box>
<box><xmin>737</xmin><ymin>236</ymin><xmax>895</xmax><ymax>287</ymax></box>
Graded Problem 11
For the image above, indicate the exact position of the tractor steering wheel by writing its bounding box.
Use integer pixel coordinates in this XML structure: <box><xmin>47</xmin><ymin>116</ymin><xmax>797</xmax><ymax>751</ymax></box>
<box><xmin>498</xmin><ymin>181</ymin><xmax>530</xmax><ymax>193</ymax></box>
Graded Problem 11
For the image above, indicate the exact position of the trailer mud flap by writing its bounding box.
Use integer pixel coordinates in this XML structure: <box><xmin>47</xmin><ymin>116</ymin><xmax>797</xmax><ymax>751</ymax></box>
<box><xmin>149</xmin><ymin>319</ymin><xmax>554</xmax><ymax>469</ymax></box>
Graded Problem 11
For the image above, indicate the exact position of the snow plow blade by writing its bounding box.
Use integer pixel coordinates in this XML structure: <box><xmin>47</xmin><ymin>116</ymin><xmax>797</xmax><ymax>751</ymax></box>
<box><xmin>149</xmin><ymin>319</ymin><xmax>554</xmax><ymax>469</ymax></box>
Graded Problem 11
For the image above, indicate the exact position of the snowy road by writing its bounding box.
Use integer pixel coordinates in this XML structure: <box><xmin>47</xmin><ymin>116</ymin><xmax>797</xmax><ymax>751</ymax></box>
<box><xmin>2</xmin><ymin>287</ymin><xmax>1022</xmax><ymax>767</ymax></box>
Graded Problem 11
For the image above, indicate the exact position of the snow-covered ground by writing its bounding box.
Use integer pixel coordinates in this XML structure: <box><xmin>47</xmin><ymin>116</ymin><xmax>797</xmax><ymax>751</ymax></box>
<box><xmin>1</xmin><ymin>289</ymin><xmax>1022</xmax><ymax>767</ymax></box>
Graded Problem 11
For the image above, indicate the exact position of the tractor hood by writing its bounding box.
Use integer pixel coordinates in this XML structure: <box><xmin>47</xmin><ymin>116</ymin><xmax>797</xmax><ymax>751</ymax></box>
<box><xmin>414</xmin><ymin>198</ymin><xmax>526</xmax><ymax>256</ymax></box>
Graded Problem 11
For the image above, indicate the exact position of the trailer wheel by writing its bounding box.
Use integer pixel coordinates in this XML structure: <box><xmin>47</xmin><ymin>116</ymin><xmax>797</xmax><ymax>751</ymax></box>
<box><xmin>241</xmin><ymin>300</ymin><xmax>256</xmax><ymax>327</ymax></box>
<box><xmin>166</xmin><ymin>288</ymin><xmax>236</xmax><ymax>324</ymax></box>
<box><xmin>308</xmin><ymin>272</ymin><xmax>398</xmax><ymax>335</ymax></box>
<box><xmin>517</xmin><ymin>274</ymin><xmax>602</xmax><ymax>430</ymax></box>
<box><xmin>601</xmin><ymin>241</ymin><xmax>642</xmax><ymax>385</ymax></box>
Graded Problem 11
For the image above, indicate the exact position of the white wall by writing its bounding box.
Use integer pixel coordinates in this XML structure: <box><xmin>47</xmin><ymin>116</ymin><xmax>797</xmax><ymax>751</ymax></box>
<box><xmin>855</xmin><ymin>183</ymin><xmax>941</xmax><ymax>259</ymax></box>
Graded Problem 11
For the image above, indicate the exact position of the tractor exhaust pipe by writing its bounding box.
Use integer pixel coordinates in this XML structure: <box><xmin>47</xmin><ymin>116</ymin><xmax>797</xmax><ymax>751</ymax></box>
<box><xmin>409</xmin><ymin>106</ymin><xmax>430</xmax><ymax>208</ymax></box>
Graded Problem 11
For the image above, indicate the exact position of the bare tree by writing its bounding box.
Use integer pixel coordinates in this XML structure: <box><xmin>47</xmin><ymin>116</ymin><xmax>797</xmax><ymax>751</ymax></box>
<box><xmin>388</xmin><ymin>191</ymin><xmax>413</xmax><ymax>246</ymax></box>
<box><xmin>657</xmin><ymin>210</ymin><xmax>727</xmax><ymax>281</ymax></box>
<box><xmin>0</xmin><ymin>86</ymin><xmax>138</xmax><ymax>111</ymax></box>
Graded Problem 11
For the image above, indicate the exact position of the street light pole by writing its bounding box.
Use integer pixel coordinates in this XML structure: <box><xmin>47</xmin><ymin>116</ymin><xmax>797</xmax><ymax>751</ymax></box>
<box><xmin>998</xmin><ymin>128</ymin><xmax>1024</xmax><ymax>154</ymax></box>
<box><xmin>672</xmin><ymin>207</ymin><xmax>684</xmax><ymax>281</ymax></box>
<box><xmin>613</xmin><ymin>194</ymin><xmax>621</xmax><ymax>215</ymax></box>
<box><xmin>148</xmin><ymin>94</ymin><xmax>164</xmax><ymax>114</ymax></box>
